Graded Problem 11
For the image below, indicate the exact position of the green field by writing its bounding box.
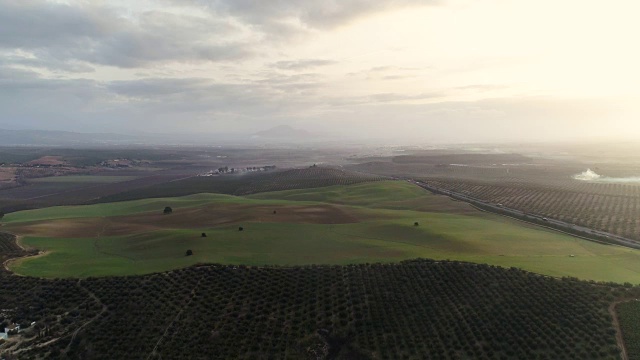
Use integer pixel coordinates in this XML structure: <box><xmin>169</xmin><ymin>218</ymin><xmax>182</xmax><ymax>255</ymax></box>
<box><xmin>5</xmin><ymin>181</ymin><xmax>640</xmax><ymax>281</ymax></box>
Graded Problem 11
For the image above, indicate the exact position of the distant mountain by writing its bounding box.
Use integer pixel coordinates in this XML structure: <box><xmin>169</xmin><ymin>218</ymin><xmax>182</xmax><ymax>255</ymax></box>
<box><xmin>0</xmin><ymin>129</ymin><xmax>139</xmax><ymax>146</ymax></box>
<box><xmin>0</xmin><ymin>127</ymin><xmax>333</xmax><ymax>147</ymax></box>
<box><xmin>253</xmin><ymin>125</ymin><xmax>313</xmax><ymax>139</ymax></box>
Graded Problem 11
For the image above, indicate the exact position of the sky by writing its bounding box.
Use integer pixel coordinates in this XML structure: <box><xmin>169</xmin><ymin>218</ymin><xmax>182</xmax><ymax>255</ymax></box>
<box><xmin>1</xmin><ymin>0</ymin><xmax>639</xmax><ymax>143</ymax></box>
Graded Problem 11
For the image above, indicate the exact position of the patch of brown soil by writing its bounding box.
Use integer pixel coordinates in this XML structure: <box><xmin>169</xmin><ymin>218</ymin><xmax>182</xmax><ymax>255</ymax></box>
<box><xmin>27</xmin><ymin>156</ymin><xmax>68</xmax><ymax>166</ymax></box>
<box><xmin>0</xmin><ymin>167</ymin><xmax>16</xmax><ymax>181</ymax></box>
<box><xmin>9</xmin><ymin>204</ymin><xmax>364</xmax><ymax>239</ymax></box>
<box><xmin>123</xmin><ymin>203</ymin><xmax>360</xmax><ymax>229</ymax></box>
<box><xmin>9</xmin><ymin>218</ymin><xmax>159</xmax><ymax>238</ymax></box>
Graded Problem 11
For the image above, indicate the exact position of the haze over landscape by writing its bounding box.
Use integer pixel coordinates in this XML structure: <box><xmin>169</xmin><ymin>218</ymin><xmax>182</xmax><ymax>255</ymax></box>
<box><xmin>2</xmin><ymin>0</ymin><xmax>640</xmax><ymax>142</ymax></box>
<box><xmin>3</xmin><ymin>1</ymin><xmax>640</xmax><ymax>359</ymax></box>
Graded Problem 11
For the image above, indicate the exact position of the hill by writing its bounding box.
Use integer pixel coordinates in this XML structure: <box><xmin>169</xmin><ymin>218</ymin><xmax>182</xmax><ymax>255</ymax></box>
<box><xmin>0</xmin><ymin>235</ymin><xmax>626</xmax><ymax>359</ymax></box>
<box><xmin>4</xmin><ymin>181</ymin><xmax>640</xmax><ymax>281</ymax></box>
<box><xmin>92</xmin><ymin>167</ymin><xmax>385</xmax><ymax>203</ymax></box>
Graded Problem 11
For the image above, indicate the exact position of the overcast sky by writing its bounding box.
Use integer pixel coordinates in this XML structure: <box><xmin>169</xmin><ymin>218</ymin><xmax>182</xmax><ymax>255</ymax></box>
<box><xmin>1</xmin><ymin>0</ymin><xmax>639</xmax><ymax>143</ymax></box>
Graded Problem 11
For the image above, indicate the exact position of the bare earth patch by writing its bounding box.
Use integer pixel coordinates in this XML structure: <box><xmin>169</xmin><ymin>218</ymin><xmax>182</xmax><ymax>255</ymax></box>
<box><xmin>0</xmin><ymin>167</ymin><xmax>16</xmax><ymax>181</ymax></box>
<box><xmin>7</xmin><ymin>203</ymin><xmax>364</xmax><ymax>239</ymax></box>
<box><xmin>27</xmin><ymin>156</ymin><xmax>67</xmax><ymax>166</ymax></box>
<box><xmin>118</xmin><ymin>203</ymin><xmax>361</xmax><ymax>228</ymax></box>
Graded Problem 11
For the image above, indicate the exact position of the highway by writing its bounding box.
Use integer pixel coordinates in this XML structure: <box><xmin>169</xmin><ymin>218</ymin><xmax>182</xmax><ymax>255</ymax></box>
<box><xmin>409</xmin><ymin>179</ymin><xmax>640</xmax><ymax>251</ymax></box>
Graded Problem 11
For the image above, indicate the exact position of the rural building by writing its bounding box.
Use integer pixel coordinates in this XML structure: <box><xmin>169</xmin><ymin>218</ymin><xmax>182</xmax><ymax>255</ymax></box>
<box><xmin>0</xmin><ymin>324</ymin><xmax>20</xmax><ymax>339</ymax></box>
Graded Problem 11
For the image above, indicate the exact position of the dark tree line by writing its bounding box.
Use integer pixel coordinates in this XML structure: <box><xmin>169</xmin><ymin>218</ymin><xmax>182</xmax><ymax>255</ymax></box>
<box><xmin>1</xmin><ymin>231</ymin><xmax>637</xmax><ymax>359</ymax></box>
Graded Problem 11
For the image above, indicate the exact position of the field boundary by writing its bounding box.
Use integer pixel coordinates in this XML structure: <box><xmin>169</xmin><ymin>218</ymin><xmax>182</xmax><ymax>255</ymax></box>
<box><xmin>465</xmin><ymin>203</ymin><xmax>614</xmax><ymax>247</ymax></box>
<box><xmin>1</xmin><ymin>232</ymin><xmax>42</xmax><ymax>274</ymax></box>
<box><xmin>611</xmin><ymin>299</ymin><xmax>637</xmax><ymax>360</ymax></box>
<box><xmin>412</xmin><ymin>179</ymin><xmax>640</xmax><ymax>250</ymax></box>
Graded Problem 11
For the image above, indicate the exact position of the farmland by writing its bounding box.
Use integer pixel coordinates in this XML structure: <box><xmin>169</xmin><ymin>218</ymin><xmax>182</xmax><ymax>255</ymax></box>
<box><xmin>4</xmin><ymin>181</ymin><xmax>640</xmax><ymax>282</ymax></box>
<box><xmin>29</xmin><ymin>175</ymin><xmax>139</xmax><ymax>184</ymax></box>
<box><xmin>93</xmin><ymin>167</ymin><xmax>385</xmax><ymax>203</ymax></box>
<box><xmin>0</xmin><ymin>145</ymin><xmax>378</xmax><ymax>213</ymax></box>
<box><xmin>421</xmin><ymin>178</ymin><xmax>640</xmax><ymax>241</ymax></box>
<box><xmin>617</xmin><ymin>301</ymin><xmax>640</xmax><ymax>359</ymax></box>
<box><xmin>347</xmin><ymin>152</ymin><xmax>640</xmax><ymax>242</ymax></box>
<box><xmin>0</xmin><ymin>170</ymin><xmax>189</xmax><ymax>213</ymax></box>
<box><xmin>0</xmin><ymin>228</ymin><xmax>630</xmax><ymax>359</ymax></box>
<box><xmin>0</xmin><ymin>167</ymin><xmax>384</xmax><ymax>214</ymax></box>
<box><xmin>2</xmin><ymin>146</ymin><xmax>640</xmax><ymax>359</ymax></box>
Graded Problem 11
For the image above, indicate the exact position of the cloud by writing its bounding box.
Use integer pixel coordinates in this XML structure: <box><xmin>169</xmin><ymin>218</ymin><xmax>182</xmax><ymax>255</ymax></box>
<box><xmin>0</xmin><ymin>0</ymin><xmax>634</xmax><ymax>144</ymax></box>
<box><xmin>0</xmin><ymin>65</ymin><xmax>117</xmax><ymax>132</ymax></box>
<box><xmin>325</xmin><ymin>92</ymin><xmax>443</xmax><ymax>107</ymax></box>
<box><xmin>0</xmin><ymin>62</ymin><xmax>631</xmax><ymax>141</ymax></box>
<box><xmin>209</xmin><ymin>0</ymin><xmax>438</xmax><ymax>29</ymax></box>
<box><xmin>1</xmin><ymin>52</ymin><xmax>96</xmax><ymax>73</ymax></box>
<box><xmin>346</xmin><ymin>65</ymin><xmax>426</xmax><ymax>79</ymax></box>
<box><xmin>270</xmin><ymin>59</ymin><xmax>337</xmax><ymax>70</ymax></box>
<box><xmin>252</xmin><ymin>72</ymin><xmax>324</xmax><ymax>94</ymax></box>
<box><xmin>455</xmin><ymin>84</ymin><xmax>509</xmax><ymax>92</ymax></box>
<box><xmin>0</xmin><ymin>1</ymin><xmax>254</xmax><ymax>69</ymax></box>
<box><xmin>0</xmin><ymin>0</ymin><xmax>114</xmax><ymax>49</ymax></box>
<box><xmin>368</xmin><ymin>93</ymin><xmax>442</xmax><ymax>102</ymax></box>
<box><xmin>382</xmin><ymin>75</ymin><xmax>411</xmax><ymax>80</ymax></box>
<box><xmin>0</xmin><ymin>0</ymin><xmax>437</xmax><ymax>71</ymax></box>
<box><xmin>319</xmin><ymin>96</ymin><xmax>626</xmax><ymax>142</ymax></box>
<box><xmin>166</xmin><ymin>0</ymin><xmax>438</xmax><ymax>37</ymax></box>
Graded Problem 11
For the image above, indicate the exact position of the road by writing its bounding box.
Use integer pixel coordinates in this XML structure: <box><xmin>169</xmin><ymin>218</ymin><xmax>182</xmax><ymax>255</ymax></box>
<box><xmin>408</xmin><ymin>179</ymin><xmax>640</xmax><ymax>251</ymax></box>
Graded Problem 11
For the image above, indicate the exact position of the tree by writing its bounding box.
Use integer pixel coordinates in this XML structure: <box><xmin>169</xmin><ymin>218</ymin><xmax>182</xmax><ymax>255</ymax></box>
<box><xmin>163</xmin><ymin>207</ymin><xmax>173</xmax><ymax>214</ymax></box>
<box><xmin>414</xmin><ymin>222</ymin><xmax>419</xmax><ymax>226</ymax></box>
<box><xmin>0</xmin><ymin>211</ymin><xmax>4</xmax><ymax>220</ymax></box>
<box><xmin>201</xmin><ymin>232</ymin><xmax>207</xmax><ymax>238</ymax></box>
<box><xmin>239</xmin><ymin>226</ymin><xmax>244</xmax><ymax>231</ymax></box>
<box><xmin>273</xmin><ymin>210</ymin><xmax>277</xmax><ymax>214</ymax></box>
<box><xmin>185</xmin><ymin>249</ymin><xmax>193</xmax><ymax>256</ymax></box>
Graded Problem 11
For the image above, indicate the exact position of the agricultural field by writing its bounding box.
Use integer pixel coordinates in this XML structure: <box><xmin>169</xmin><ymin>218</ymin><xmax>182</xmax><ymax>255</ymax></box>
<box><xmin>0</xmin><ymin>175</ymin><xmax>140</xmax><ymax>204</ymax></box>
<box><xmin>4</xmin><ymin>181</ymin><xmax>640</xmax><ymax>282</ymax></box>
<box><xmin>0</xmin><ymin>146</ymin><xmax>376</xmax><ymax>213</ymax></box>
<box><xmin>617</xmin><ymin>301</ymin><xmax>640</xmax><ymax>359</ymax></box>
<box><xmin>0</xmin><ymin>170</ymin><xmax>194</xmax><ymax>213</ymax></box>
<box><xmin>0</xmin><ymin>231</ymin><xmax>629</xmax><ymax>359</ymax></box>
<box><xmin>346</xmin><ymin>152</ymin><xmax>640</xmax><ymax>242</ymax></box>
<box><xmin>421</xmin><ymin>178</ymin><xmax>640</xmax><ymax>241</ymax></box>
<box><xmin>28</xmin><ymin>175</ymin><xmax>139</xmax><ymax>184</ymax></box>
<box><xmin>93</xmin><ymin>167</ymin><xmax>386</xmax><ymax>203</ymax></box>
<box><xmin>0</xmin><ymin>167</ymin><xmax>16</xmax><ymax>191</ymax></box>
<box><xmin>2</xmin><ymin>148</ymin><xmax>640</xmax><ymax>359</ymax></box>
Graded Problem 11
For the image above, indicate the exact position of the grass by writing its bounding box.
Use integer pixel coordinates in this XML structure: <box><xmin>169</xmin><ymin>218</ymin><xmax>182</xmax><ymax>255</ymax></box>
<box><xmin>249</xmin><ymin>181</ymin><xmax>429</xmax><ymax>208</ymax></box>
<box><xmin>5</xmin><ymin>181</ymin><xmax>640</xmax><ymax>282</ymax></box>
<box><xmin>1</xmin><ymin>193</ymin><xmax>291</xmax><ymax>224</ymax></box>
